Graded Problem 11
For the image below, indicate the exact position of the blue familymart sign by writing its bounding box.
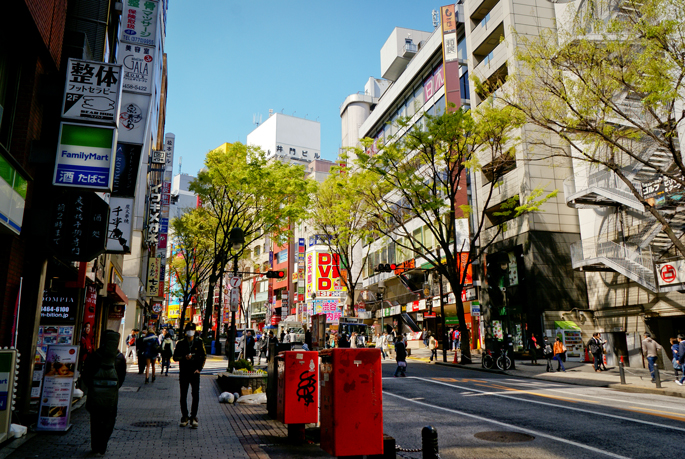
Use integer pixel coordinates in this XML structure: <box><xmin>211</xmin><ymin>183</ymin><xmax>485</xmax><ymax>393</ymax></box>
<box><xmin>53</xmin><ymin>123</ymin><xmax>117</xmax><ymax>191</ymax></box>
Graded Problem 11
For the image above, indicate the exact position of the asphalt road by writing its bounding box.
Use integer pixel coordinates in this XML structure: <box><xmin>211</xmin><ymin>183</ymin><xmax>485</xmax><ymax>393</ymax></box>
<box><xmin>381</xmin><ymin>360</ymin><xmax>682</xmax><ymax>459</ymax></box>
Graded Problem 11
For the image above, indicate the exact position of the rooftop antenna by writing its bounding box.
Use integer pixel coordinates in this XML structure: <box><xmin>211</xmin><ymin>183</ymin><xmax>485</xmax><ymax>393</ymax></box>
<box><xmin>179</xmin><ymin>156</ymin><xmax>182</xmax><ymax>175</ymax></box>
<box><xmin>253</xmin><ymin>113</ymin><xmax>262</xmax><ymax>126</ymax></box>
<box><xmin>432</xmin><ymin>9</ymin><xmax>439</xmax><ymax>29</ymax></box>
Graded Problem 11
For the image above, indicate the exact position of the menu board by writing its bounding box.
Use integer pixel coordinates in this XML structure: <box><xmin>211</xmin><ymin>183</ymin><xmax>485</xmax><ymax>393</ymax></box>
<box><xmin>36</xmin><ymin>345</ymin><xmax>79</xmax><ymax>431</ymax></box>
<box><xmin>32</xmin><ymin>326</ymin><xmax>75</xmax><ymax>399</ymax></box>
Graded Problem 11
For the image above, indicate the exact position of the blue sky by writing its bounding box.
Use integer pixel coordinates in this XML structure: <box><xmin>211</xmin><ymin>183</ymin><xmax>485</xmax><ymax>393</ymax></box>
<box><xmin>164</xmin><ymin>1</ymin><xmax>439</xmax><ymax>177</ymax></box>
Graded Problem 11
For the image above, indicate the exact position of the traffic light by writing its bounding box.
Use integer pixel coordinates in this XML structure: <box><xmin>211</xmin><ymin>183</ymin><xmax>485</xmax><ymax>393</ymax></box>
<box><xmin>265</xmin><ymin>270</ymin><xmax>285</xmax><ymax>279</ymax></box>
<box><xmin>374</xmin><ymin>263</ymin><xmax>396</xmax><ymax>273</ymax></box>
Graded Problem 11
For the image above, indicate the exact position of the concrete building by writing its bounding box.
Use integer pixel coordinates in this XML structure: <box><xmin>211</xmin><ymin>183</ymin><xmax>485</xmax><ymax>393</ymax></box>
<box><xmin>247</xmin><ymin>112</ymin><xmax>321</xmax><ymax>166</ymax></box>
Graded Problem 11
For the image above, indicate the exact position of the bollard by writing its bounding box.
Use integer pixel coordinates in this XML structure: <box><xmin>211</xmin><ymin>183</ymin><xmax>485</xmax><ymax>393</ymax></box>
<box><xmin>619</xmin><ymin>361</ymin><xmax>626</xmax><ymax>385</ymax></box>
<box><xmin>421</xmin><ymin>426</ymin><xmax>439</xmax><ymax>459</ymax></box>
<box><xmin>654</xmin><ymin>364</ymin><xmax>662</xmax><ymax>388</ymax></box>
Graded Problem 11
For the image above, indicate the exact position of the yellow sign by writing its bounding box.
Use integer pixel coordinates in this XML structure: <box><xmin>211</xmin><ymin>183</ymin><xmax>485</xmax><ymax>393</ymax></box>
<box><xmin>167</xmin><ymin>303</ymin><xmax>180</xmax><ymax>319</ymax></box>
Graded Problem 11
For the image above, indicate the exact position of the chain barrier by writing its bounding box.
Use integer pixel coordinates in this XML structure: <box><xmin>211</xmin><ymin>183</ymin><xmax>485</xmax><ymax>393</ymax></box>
<box><xmin>395</xmin><ymin>444</ymin><xmax>441</xmax><ymax>459</ymax></box>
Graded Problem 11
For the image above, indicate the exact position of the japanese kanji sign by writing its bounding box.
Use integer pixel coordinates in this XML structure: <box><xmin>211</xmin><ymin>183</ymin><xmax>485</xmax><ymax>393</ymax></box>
<box><xmin>122</xmin><ymin>0</ymin><xmax>159</xmax><ymax>47</ymax></box>
<box><xmin>53</xmin><ymin>123</ymin><xmax>116</xmax><ymax>191</ymax></box>
<box><xmin>49</xmin><ymin>191</ymin><xmax>109</xmax><ymax>262</ymax></box>
<box><xmin>121</xmin><ymin>43</ymin><xmax>156</xmax><ymax>94</ymax></box>
<box><xmin>106</xmin><ymin>197</ymin><xmax>133</xmax><ymax>253</ymax></box>
<box><xmin>118</xmin><ymin>92</ymin><xmax>150</xmax><ymax>144</ymax></box>
<box><xmin>146</xmin><ymin>183</ymin><xmax>162</xmax><ymax>246</ymax></box>
<box><xmin>112</xmin><ymin>143</ymin><xmax>142</xmax><ymax>197</ymax></box>
<box><xmin>146</xmin><ymin>257</ymin><xmax>161</xmax><ymax>297</ymax></box>
<box><xmin>61</xmin><ymin>59</ymin><xmax>123</xmax><ymax>125</ymax></box>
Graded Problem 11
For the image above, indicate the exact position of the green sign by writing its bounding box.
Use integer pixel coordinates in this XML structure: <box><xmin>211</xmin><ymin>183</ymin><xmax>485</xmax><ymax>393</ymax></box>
<box><xmin>445</xmin><ymin>316</ymin><xmax>459</xmax><ymax>326</ymax></box>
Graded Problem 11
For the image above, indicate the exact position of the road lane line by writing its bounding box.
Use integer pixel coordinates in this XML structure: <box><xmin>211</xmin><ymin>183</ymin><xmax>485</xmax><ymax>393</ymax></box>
<box><xmin>545</xmin><ymin>388</ymin><xmax>685</xmax><ymax>411</ymax></box>
<box><xmin>625</xmin><ymin>407</ymin><xmax>685</xmax><ymax>422</ymax></box>
<box><xmin>383</xmin><ymin>391</ymin><xmax>632</xmax><ymax>459</ymax></box>
<box><xmin>401</xmin><ymin>376</ymin><xmax>685</xmax><ymax>432</ymax></box>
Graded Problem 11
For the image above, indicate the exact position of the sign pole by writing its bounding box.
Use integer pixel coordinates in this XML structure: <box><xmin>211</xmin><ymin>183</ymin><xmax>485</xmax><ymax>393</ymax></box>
<box><xmin>228</xmin><ymin>257</ymin><xmax>238</xmax><ymax>371</ymax></box>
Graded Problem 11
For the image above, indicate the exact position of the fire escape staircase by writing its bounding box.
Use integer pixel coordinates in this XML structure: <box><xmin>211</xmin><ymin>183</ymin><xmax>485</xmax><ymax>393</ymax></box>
<box><xmin>564</xmin><ymin>169</ymin><xmax>645</xmax><ymax>211</ymax></box>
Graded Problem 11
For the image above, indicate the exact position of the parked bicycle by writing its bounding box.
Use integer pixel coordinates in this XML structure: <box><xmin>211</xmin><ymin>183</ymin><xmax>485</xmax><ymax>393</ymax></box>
<box><xmin>482</xmin><ymin>348</ymin><xmax>512</xmax><ymax>371</ymax></box>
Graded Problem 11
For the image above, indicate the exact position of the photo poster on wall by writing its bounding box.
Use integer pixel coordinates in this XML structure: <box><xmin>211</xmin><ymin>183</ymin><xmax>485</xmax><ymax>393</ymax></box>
<box><xmin>36</xmin><ymin>345</ymin><xmax>79</xmax><ymax>431</ymax></box>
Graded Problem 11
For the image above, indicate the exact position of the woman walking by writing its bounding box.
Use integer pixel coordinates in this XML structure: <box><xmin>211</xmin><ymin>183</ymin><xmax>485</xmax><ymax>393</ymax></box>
<box><xmin>428</xmin><ymin>333</ymin><xmax>438</xmax><ymax>362</ymax></box>
<box><xmin>394</xmin><ymin>336</ymin><xmax>407</xmax><ymax>377</ymax></box>
<box><xmin>552</xmin><ymin>337</ymin><xmax>566</xmax><ymax>372</ymax></box>
<box><xmin>142</xmin><ymin>328</ymin><xmax>160</xmax><ymax>383</ymax></box>
<box><xmin>160</xmin><ymin>330</ymin><xmax>174</xmax><ymax>376</ymax></box>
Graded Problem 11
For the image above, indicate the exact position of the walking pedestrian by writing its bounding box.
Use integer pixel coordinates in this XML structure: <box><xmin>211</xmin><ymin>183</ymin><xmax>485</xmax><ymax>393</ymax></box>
<box><xmin>377</xmin><ymin>332</ymin><xmax>387</xmax><ymax>360</ymax></box>
<box><xmin>173</xmin><ymin>323</ymin><xmax>206</xmax><ymax>429</ymax></box>
<box><xmin>422</xmin><ymin>327</ymin><xmax>428</xmax><ymax>348</ymax></box>
<box><xmin>266</xmin><ymin>331</ymin><xmax>277</xmax><ymax>362</ymax></box>
<box><xmin>529</xmin><ymin>333</ymin><xmax>539</xmax><ymax>365</ymax></box>
<box><xmin>598</xmin><ymin>333</ymin><xmax>608</xmax><ymax>371</ymax></box>
<box><xmin>142</xmin><ymin>327</ymin><xmax>159</xmax><ymax>383</ymax></box>
<box><xmin>542</xmin><ymin>336</ymin><xmax>554</xmax><ymax>372</ymax></box>
<box><xmin>136</xmin><ymin>328</ymin><xmax>147</xmax><ymax>374</ymax></box>
<box><xmin>452</xmin><ymin>328</ymin><xmax>461</xmax><ymax>351</ymax></box>
<box><xmin>675</xmin><ymin>335</ymin><xmax>685</xmax><ymax>386</ymax></box>
<box><xmin>125</xmin><ymin>329</ymin><xmax>137</xmax><ymax>363</ymax></box>
<box><xmin>671</xmin><ymin>338</ymin><xmax>681</xmax><ymax>378</ymax></box>
<box><xmin>588</xmin><ymin>333</ymin><xmax>604</xmax><ymax>372</ymax></box>
<box><xmin>641</xmin><ymin>332</ymin><xmax>663</xmax><ymax>383</ymax></box>
<box><xmin>257</xmin><ymin>334</ymin><xmax>268</xmax><ymax>365</ymax></box>
<box><xmin>244</xmin><ymin>330</ymin><xmax>256</xmax><ymax>365</ymax></box>
<box><xmin>350</xmin><ymin>332</ymin><xmax>358</xmax><ymax>348</ymax></box>
<box><xmin>428</xmin><ymin>333</ymin><xmax>438</xmax><ymax>362</ymax></box>
<box><xmin>394</xmin><ymin>336</ymin><xmax>407</xmax><ymax>377</ymax></box>
<box><xmin>160</xmin><ymin>329</ymin><xmax>174</xmax><ymax>376</ymax></box>
<box><xmin>553</xmin><ymin>337</ymin><xmax>566</xmax><ymax>372</ymax></box>
<box><xmin>81</xmin><ymin>330</ymin><xmax>126</xmax><ymax>455</ymax></box>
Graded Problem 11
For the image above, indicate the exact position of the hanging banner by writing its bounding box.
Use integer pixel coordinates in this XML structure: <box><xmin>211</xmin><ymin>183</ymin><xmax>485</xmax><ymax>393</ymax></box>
<box><xmin>36</xmin><ymin>345</ymin><xmax>79</xmax><ymax>431</ymax></box>
<box><xmin>121</xmin><ymin>0</ymin><xmax>160</xmax><ymax>47</ymax></box>
<box><xmin>118</xmin><ymin>92</ymin><xmax>150</xmax><ymax>144</ymax></box>
<box><xmin>79</xmin><ymin>286</ymin><xmax>97</xmax><ymax>363</ymax></box>
<box><xmin>61</xmin><ymin>59</ymin><xmax>123</xmax><ymax>125</ymax></box>
<box><xmin>106</xmin><ymin>197</ymin><xmax>133</xmax><ymax>253</ymax></box>
<box><xmin>112</xmin><ymin>143</ymin><xmax>142</xmax><ymax>197</ymax></box>
<box><xmin>53</xmin><ymin>123</ymin><xmax>117</xmax><ymax>190</ymax></box>
<box><xmin>146</xmin><ymin>257</ymin><xmax>161</xmax><ymax>296</ymax></box>
<box><xmin>440</xmin><ymin>3</ymin><xmax>462</xmax><ymax>111</ymax></box>
<box><xmin>121</xmin><ymin>43</ymin><xmax>156</xmax><ymax>95</ymax></box>
<box><xmin>146</xmin><ymin>183</ymin><xmax>162</xmax><ymax>246</ymax></box>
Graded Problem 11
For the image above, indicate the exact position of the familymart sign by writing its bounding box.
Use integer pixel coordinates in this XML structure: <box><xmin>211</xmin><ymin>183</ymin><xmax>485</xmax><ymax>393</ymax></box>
<box><xmin>53</xmin><ymin>123</ymin><xmax>117</xmax><ymax>191</ymax></box>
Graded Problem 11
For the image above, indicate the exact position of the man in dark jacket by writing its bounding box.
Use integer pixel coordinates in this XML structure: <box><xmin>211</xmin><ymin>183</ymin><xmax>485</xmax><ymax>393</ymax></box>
<box><xmin>81</xmin><ymin>330</ymin><xmax>126</xmax><ymax>454</ymax></box>
<box><xmin>136</xmin><ymin>327</ymin><xmax>147</xmax><ymax>374</ymax></box>
<box><xmin>675</xmin><ymin>335</ymin><xmax>685</xmax><ymax>386</ymax></box>
<box><xmin>173</xmin><ymin>323</ymin><xmax>206</xmax><ymax>429</ymax></box>
<box><xmin>394</xmin><ymin>336</ymin><xmax>407</xmax><ymax>377</ymax></box>
<box><xmin>244</xmin><ymin>330</ymin><xmax>256</xmax><ymax>365</ymax></box>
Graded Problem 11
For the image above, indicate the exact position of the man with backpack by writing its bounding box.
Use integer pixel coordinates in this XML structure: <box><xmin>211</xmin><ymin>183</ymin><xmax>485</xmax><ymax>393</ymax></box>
<box><xmin>542</xmin><ymin>336</ymin><xmax>554</xmax><ymax>372</ymax></box>
<box><xmin>452</xmin><ymin>328</ymin><xmax>461</xmax><ymax>351</ymax></box>
<box><xmin>159</xmin><ymin>329</ymin><xmax>174</xmax><ymax>376</ymax></box>
<box><xmin>81</xmin><ymin>330</ymin><xmax>126</xmax><ymax>455</ymax></box>
<box><xmin>588</xmin><ymin>333</ymin><xmax>604</xmax><ymax>372</ymax></box>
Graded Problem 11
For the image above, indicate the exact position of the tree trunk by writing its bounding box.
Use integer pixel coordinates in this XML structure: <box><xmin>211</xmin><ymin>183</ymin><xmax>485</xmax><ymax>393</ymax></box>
<box><xmin>449</xmin><ymin>279</ymin><xmax>472</xmax><ymax>364</ymax></box>
<box><xmin>202</xmin><ymin>271</ymin><xmax>218</xmax><ymax>339</ymax></box>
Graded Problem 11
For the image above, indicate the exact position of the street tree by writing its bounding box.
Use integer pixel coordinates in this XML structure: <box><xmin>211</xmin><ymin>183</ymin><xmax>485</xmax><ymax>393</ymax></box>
<box><xmin>502</xmin><ymin>0</ymin><xmax>685</xmax><ymax>257</ymax></box>
<box><xmin>190</xmin><ymin>142</ymin><xmax>314</xmax><ymax>339</ymax></box>
<box><xmin>309</xmin><ymin>165</ymin><xmax>378</xmax><ymax>314</ymax></box>
<box><xmin>353</xmin><ymin>105</ymin><xmax>556</xmax><ymax>363</ymax></box>
<box><xmin>169</xmin><ymin>211</ymin><xmax>214</xmax><ymax>329</ymax></box>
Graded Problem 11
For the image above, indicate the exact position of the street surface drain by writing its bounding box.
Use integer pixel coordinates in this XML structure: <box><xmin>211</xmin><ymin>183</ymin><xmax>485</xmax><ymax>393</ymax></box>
<box><xmin>131</xmin><ymin>421</ymin><xmax>170</xmax><ymax>428</ymax></box>
<box><xmin>474</xmin><ymin>431</ymin><xmax>535</xmax><ymax>443</ymax></box>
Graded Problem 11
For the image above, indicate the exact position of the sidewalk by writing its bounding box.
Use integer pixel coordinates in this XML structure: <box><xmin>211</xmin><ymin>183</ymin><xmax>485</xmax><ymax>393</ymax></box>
<box><xmin>0</xmin><ymin>355</ymin><xmax>302</xmax><ymax>459</ymax></box>
<box><xmin>407</xmin><ymin>346</ymin><xmax>685</xmax><ymax>398</ymax></box>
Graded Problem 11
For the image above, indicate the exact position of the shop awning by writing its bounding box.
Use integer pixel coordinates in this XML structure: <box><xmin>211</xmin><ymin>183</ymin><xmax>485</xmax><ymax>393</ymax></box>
<box><xmin>107</xmin><ymin>283</ymin><xmax>128</xmax><ymax>304</ymax></box>
<box><xmin>554</xmin><ymin>320</ymin><xmax>581</xmax><ymax>330</ymax></box>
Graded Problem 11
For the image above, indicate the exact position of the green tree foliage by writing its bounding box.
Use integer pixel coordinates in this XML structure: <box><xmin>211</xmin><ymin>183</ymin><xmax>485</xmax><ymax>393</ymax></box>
<box><xmin>353</xmin><ymin>106</ymin><xmax>555</xmax><ymax>363</ymax></box>
<box><xmin>505</xmin><ymin>0</ymin><xmax>685</xmax><ymax>256</ymax></box>
<box><xmin>187</xmin><ymin>142</ymin><xmax>315</xmax><ymax>338</ymax></box>
<box><xmin>310</xmin><ymin>162</ymin><xmax>378</xmax><ymax>312</ymax></box>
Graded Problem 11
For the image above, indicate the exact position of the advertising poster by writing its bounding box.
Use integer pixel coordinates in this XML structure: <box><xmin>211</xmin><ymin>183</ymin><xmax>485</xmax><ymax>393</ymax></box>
<box><xmin>121</xmin><ymin>43</ymin><xmax>156</xmax><ymax>95</ymax></box>
<box><xmin>118</xmin><ymin>93</ymin><xmax>150</xmax><ymax>144</ymax></box>
<box><xmin>61</xmin><ymin>59</ymin><xmax>123</xmax><ymax>125</ymax></box>
<box><xmin>310</xmin><ymin>251</ymin><xmax>346</xmax><ymax>297</ymax></box>
<box><xmin>79</xmin><ymin>286</ymin><xmax>97</xmax><ymax>363</ymax></box>
<box><xmin>53</xmin><ymin>123</ymin><xmax>117</xmax><ymax>191</ymax></box>
<box><xmin>121</xmin><ymin>0</ymin><xmax>159</xmax><ymax>46</ymax></box>
<box><xmin>37</xmin><ymin>345</ymin><xmax>79</xmax><ymax>431</ymax></box>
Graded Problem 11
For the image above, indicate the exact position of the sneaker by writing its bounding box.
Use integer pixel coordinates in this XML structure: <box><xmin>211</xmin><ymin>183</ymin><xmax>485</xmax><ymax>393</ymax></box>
<box><xmin>190</xmin><ymin>417</ymin><xmax>198</xmax><ymax>429</ymax></box>
<box><xmin>676</xmin><ymin>380</ymin><xmax>683</xmax><ymax>386</ymax></box>
<box><xmin>179</xmin><ymin>417</ymin><xmax>189</xmax><ymax>427</ymax></box>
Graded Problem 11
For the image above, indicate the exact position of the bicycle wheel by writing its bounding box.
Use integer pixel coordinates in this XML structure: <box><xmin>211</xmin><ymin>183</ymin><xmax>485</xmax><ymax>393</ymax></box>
<box><xmin>482</xmin><ymin>354</ymin><xmax>494</xmax><ymax>369</ymax></box>
<box><xmin>497</xmin><ymin>356</ymin><xmax>512</xmax><ymax>371</ymax></box>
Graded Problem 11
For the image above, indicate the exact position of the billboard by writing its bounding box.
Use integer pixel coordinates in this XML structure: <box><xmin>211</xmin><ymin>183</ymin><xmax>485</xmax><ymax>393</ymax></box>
<box><xmin>61</xmin><ymin>59</ymin><xmax>123</xmax><ymax>125</ymax></box>
<box><xmin>308</xmin><ymin>251</ymin><xmax>347</xmax><ymax>297</ymax></box>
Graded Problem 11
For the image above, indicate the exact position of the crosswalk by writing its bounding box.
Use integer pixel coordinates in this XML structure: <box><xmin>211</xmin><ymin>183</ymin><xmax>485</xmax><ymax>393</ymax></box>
<box><xmin>126</xmin><ymin>358</ymin><xmax>231</xmax><ymax>376</ymax></box>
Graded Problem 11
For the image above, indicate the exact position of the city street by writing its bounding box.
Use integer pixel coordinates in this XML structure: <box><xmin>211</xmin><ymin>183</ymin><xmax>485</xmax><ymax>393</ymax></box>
<box><xmin>381</xmin><ymin>361</ymin><xmax>683</xmax><ymax>459</ymax></box>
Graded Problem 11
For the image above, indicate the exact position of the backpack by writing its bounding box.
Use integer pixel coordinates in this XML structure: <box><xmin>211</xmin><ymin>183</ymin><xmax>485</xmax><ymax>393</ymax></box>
<box><xmin>128</xmin><ymin>335</ymin><xmax>135</xmax><ymax>346</ymax></box>
<box><xmin>87</xmin><ymin>353</ymin><xmax>119</xmax><ymax>412</ymax></box>
<box><xmin>543</xmin><ymin>344</ymin><xmax>553</xmax><ymax>356</ymax></box>
<box><xmin>589</xmin><ymin>340</ymin><xmax>599</xmax><ymax>354</ymax></box>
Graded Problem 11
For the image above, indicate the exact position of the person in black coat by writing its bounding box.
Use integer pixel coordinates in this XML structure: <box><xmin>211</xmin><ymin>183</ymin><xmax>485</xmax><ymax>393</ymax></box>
<box><xmin>393</xmin><ymin>336</ymin><xmax>407</xmax><ymax>377</ymax></box>
<box><xmin>173</xmin><ymin>323</ymin><xmax>206</xmax><ymax>429</ymax></box>
<box><xmin>136</xmin><ymin>327</ymin><xmax>147</xmax><ymax>374</ymax></box>
<box><xmin>81</xmin><ymin>330</ymin><xmax>126</xmax><ymax>454</ymax></box>
<box><xmin>244</xmin><ymin>330</ymin><xmax>256</xmax><ymax>365</ymax></box>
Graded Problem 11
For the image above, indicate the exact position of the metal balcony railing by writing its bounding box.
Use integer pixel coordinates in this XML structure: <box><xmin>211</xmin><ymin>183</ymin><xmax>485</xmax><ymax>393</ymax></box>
<box><xmin>570</xmin><ymin>238</ymin><xmax>657</xmax><ymax>291</ymax></box>
<box><xmin>564</xmin><ymin>168</ymin><xmax>644</xmax><ymax>211</ymax></box>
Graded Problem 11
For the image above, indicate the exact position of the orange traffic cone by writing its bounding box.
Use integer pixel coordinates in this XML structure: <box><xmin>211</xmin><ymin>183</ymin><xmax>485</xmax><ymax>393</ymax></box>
<box><xmin>453</xmin><ymin>348</ymin><xmax>459</xmax><ymax>364</ymax></box>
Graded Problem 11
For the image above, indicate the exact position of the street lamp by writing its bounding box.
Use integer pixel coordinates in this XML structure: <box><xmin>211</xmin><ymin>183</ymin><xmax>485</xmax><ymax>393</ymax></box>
<box><xmin>228</xmin><ymin>227</ymin><xmax>244</xmax><ymax>371</ymax></box>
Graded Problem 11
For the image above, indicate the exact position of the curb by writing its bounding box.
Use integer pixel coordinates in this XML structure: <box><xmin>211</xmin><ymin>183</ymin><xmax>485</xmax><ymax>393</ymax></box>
<box><xmin>434</xmin><ymin>361</ymin><xmax>507</xmax><ymax>375</ymax></box>
<box><xmin>607</xmin><ymin>383</ymin><xmax>685</xmax><ymax>399</ymax></box>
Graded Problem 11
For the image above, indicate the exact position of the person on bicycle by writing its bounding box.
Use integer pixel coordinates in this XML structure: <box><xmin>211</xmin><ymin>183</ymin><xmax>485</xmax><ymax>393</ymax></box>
<box><xmin>553</xmin><ymin>337</ymin><xmax>566</xmax><ymax>372</ymax></box>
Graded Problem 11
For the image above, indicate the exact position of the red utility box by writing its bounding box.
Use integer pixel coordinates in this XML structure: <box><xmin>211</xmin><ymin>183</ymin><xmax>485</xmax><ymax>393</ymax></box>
<box><xmin>276</xmin><ymin>350</ymin><xmax>319</xmax><ymax>425</ymax></box>
<box><xmin>319</xmin><ymin>348</ymin><xmax>383</xmax><ymax>457</ymax></box>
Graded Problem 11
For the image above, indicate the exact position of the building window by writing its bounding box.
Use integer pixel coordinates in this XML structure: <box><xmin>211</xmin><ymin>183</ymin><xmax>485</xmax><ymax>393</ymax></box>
<box><xmin>485</xmin><ymin>197</ymin><xmax>521</xmax><ymax>227</ymax></box>
<box><xmin>254</xmin><ymin>246</ymin><xmax>261</xmax><ymax>257</ymax></box>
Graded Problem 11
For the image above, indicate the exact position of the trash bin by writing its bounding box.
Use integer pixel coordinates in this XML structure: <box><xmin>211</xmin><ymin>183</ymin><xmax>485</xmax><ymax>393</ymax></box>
<box><xmin>276</xmin><ymin>350</ymin><xmax>319</xmax><ymax>425</ymax></box>
<box><xmin>319</xmin><ymin>348</ymin><xmax>383</xmax><ymax>457</ymax></box>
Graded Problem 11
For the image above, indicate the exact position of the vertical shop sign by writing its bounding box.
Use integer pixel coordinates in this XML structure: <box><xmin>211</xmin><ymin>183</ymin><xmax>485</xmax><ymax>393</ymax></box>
<box><xmin>440</xmin><ymin>3</ymin><xmax>462</xmax><ymax>111</ymax></box>
<box><xmin>118</xmin><ymin>93</ymin><xmax>150</xmax><ymax>144</ymax></box>
<box><xmin>49</xmin><ymin>191</ymin><xmax>109</xmax><ymax>262</ymax></box>
<box><xmin>146</xmin><ymin>257</ymin><xmax>161</xmax><ymax>296</ymax></box>
<box><xmin>121</xmin><ymin>44</ymin><xmax>156</xmax><ymax>94</ymax></box>
<box><xmin>146</xmin><ymin>183</ymin><xmax>161</xmax><ymax>246</ymax></box>
<box><xmin>61</xmin><ymin>59</ymin><xmax>123</xmax><ymax>125</ymax></box>
<box><xmin>121</xmin><ymin>0</ymin><xmax>159</xmax><ymax>47</ymax></box>
<box><xmin>112</xmin><ymin>143</ymin><xmax>142</xmax><ymax>197</ymax></box>
<box><xmin>79</xmin><ymin>286</ymin><xmax>97</xmax><ymax>363</ymax></box>
<box><xmin>36</xmin><ymin>345</ymin><xmax>79</xmax><ymax>431</ymax></box>
<box><xmin>53</xmin><ymin>123</ymin><xmax>117</xmax><ymax>190</ymax></box>
<box><xmin>106</xmin><ymin>197</ymin><xmax>133</xmax><ymax>253</ymax></box>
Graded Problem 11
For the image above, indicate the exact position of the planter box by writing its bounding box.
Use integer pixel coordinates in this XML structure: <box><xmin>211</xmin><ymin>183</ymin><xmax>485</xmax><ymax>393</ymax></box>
<box><xmin>217</xmin><ymin>372</ymin><xmax>267</xmax><ymax>394</ymax></box>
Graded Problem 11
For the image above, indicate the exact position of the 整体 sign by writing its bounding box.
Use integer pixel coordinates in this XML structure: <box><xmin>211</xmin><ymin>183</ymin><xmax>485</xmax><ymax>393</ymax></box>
<box><xmin>61</xmin><ymin>59</ymin><xmax>123</xmax><ymax>125</ymax></box>
<box><xmin>53</xmin><ymin>123</ymin><xmax>117</xmax><ymax>190</ymax></box>
<box><xmin>656</xmin><ymin>260</ymin><xmax>685</xmax><ymax>286</ymax></box>
<box><xmin>49</xmin><ymin>191</ymin><xmax>109</xmax><ymax>262</ymax></box>
<box><xmin>121</xmin><ymin>0</ymin><xmax>159</xmax><ymax>46</ymax></box>
<box><xmin>121</xmin><ymin>43</ymin><xmax>156</xmax><ymax>95</ymax></box>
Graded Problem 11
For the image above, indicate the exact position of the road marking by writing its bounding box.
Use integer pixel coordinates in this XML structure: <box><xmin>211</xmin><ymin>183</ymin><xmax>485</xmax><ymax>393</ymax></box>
<box><xmin>403</xmin><ymin>376</ymin><xmax>685</xmax><ymax>431</ymax></box>
<box><xmin>626</xmin><ymin>407</ymin><xmax>685</xmax><ymax>422</ymax></box>
<box><xmin>546</xmin><ymin>388</ymin><xmax>685</xmax><ymax>412</ymax></box>
<box><xmin>383</xmin><ymin>391</ymin><xmax>632</xmax><ymax>459</ymax></box>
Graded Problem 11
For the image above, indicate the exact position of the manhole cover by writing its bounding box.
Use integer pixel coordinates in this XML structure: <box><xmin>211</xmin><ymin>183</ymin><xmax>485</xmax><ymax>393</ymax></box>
<box><xmin>474</xmin><ymin>431</ymin><xmax>535</xmax><ymax>443</ymax></box>
<box><xmin>131</xmin><ymin>421</ymin><xmax>170</xmax><ymax>428</ymax></box>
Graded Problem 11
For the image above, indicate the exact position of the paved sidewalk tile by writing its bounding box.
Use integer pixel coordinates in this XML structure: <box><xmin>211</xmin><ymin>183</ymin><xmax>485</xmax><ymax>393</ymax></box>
<box><xmin>6</xmin><ymin>370</ymin><xmax>250</xmax><ymax>459</ymax></box>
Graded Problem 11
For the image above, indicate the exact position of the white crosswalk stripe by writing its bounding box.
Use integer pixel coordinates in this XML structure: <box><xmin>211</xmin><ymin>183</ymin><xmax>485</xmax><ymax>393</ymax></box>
<box><xmin>126</xmin><ymin>359</ymin><xmax>230</xmax><ymax>376</ymax></box>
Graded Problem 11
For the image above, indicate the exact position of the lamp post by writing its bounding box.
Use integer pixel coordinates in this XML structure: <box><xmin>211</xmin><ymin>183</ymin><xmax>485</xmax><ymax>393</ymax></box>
<box><xmin>228</xmin><ymin>227</ymin><xmax>245</xmax><ymax>371</ymax></box>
